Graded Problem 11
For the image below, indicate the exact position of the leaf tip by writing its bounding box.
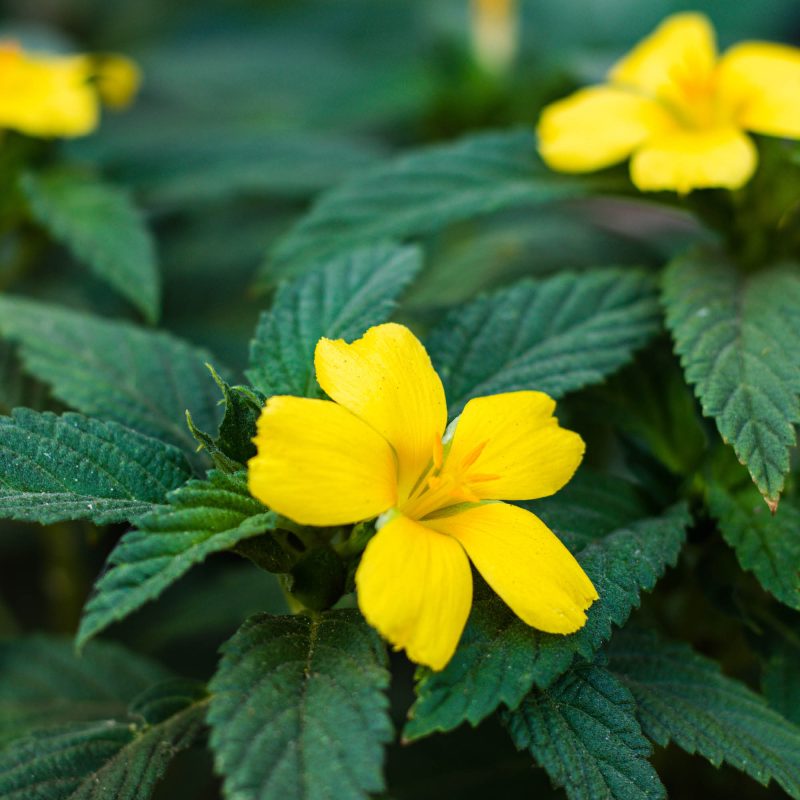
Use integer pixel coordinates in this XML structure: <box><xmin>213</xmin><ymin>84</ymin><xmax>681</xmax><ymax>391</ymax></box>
<box><xmin>766</xmin><ymin>496</ymin><xmax>780</xmax><ymax>515</ymax></box>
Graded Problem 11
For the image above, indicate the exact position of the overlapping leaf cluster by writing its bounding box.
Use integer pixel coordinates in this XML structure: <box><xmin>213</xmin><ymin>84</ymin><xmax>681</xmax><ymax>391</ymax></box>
<box><xmin>1</xmin><ymin>109</ymin><xmax>800</xmax><ymax>800</ymax></box>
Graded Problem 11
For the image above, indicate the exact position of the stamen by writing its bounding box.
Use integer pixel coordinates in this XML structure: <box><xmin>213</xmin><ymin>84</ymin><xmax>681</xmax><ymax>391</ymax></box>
<box><xmin>467</xmin><ymin>472</ymin><xmax>500</xmax><ymax>484</ymax></box>
<box><xmin>432</xmin><ymin>437</ymin><xmax>444</xmax><ymax>470</ymax></box>
<box><xmin>460</xmin><ymin>439</ymin><xmax>488</xmax><ymax>470</ymax></box>
<box><xmin>452</xmin><ymin>485</ymin><xmax>481</xmax><ymax>503</ymax></box>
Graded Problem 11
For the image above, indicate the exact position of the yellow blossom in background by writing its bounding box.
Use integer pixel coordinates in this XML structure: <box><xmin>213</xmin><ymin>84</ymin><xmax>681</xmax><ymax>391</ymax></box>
<box><xmin>0</xmin><ymin>42</ymin><xmax>140</xmax><ymax>139</ymax></box>
<box><xmin>248</xmin><ymin>323</ymin><xmax>597</xmax><ymax>670</ymax></box>
<box><xmin>470</xmin><ymin>0</ymin><xmax>519</xmax><ymax>75</ymax></box>
<box><xmin>537</xmin><ymin>13</ymin><xmax>800</xmax><ymax>193</ymax></box>
<box><xmin>93</xmin><ymin>54</ymin><xmax>141</xmax><ymax>110</ymax></box>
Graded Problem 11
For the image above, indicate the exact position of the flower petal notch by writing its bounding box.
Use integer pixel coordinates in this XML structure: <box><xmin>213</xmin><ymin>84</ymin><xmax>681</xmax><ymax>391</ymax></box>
<box><xmin>0</xmin><ymin>41</ymin><xmax>140</xmax><ymax>139</ymax></box>
<box><xmin>537</xmin><ymin>11</ymin><xmax>800</xmax><ymax>193</ymax></box>
<box><xmin>248</xmin><ymin>323</ymin><xmax>596</xmax><ymax>670</ymax></box>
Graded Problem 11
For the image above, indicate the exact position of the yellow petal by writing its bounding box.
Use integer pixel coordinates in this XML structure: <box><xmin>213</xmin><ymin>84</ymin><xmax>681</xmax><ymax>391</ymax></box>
<box><xmin>426</xmin><ymin>502</ymin><xmax>597</xmax><ymax>634</ymax></box>
<box><xmin>538</xmin><ymin>86</ymin><xmax>671</xmax><ymax>173</ymax></box>
<box><xmin>630</xmin><ymin>126</ymin><xmax>756</xmax><ymax>193</ymax></box>
<box><xmin>248</xmin><ymin>396</ymin><xmax>397</xmax><ymax>526</ymax></box>
<box><xmin>0</xmin><ymin>47</ymin><xmax>98</xmax><ymax>137</ymax></box>
<box><xmin>443</xmin><ymin>391</ymin><xmax>584</xmax><ymax>501</ymax></box>
<box><xmin>93</xmin><ymin>54</ymin><xmax>141</xmax><ymax>109</ymax></box>
<box><xmin>315</xmin><ymin>323</ymin><xmax>447</xmax><ymax>500</ymax></box>
<box><xmin>610</xmin><ymin>12</ymin><xmax>717</xmax><ymax>97</ymax></box>
<box><xmin>356</xmin><ymin>512</ymin><xmax>472</xmax><ymax>670</ymax></box>
<box><xmin>718</xmin><ymin>42</ymin><xmax>800</xmax><ymax>139</ymax></box>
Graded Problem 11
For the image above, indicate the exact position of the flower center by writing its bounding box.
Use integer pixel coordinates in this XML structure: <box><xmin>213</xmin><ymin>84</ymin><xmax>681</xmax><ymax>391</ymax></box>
<box><xmin>662</xmin><ymin>62</ymin><xmax>731</xmax><ymax>130</ymax></box>
<box><xmin>398</xmin><ymin>438</ymin><xmax>499</xmax><ymax>521</ymax></box>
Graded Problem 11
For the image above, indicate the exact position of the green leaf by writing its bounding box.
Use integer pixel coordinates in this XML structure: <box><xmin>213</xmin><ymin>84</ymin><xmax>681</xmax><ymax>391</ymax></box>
<box><xmin>763</xmin><ymin>642</ymin><xmax>800</xmax><ymax>726</ymax></box>
<box><xmin>0</xmin><ymin>296</ymin><xmax>223</xmax><ymax>461</ymax></box>
<box><xmin>207</xmin><ymin>609</ymin><xmax>393</xmax><ymax>800</ymax></box>
<box><xmin>77</xmin><ymin>471</ymin><xmax>277</xmax><ymax>648</ymax></box>
<box><xmin>504</xmin><ymin>663</ymin><xmax>665</xmax><ymax>800</ymax></box>
<box><xmin>528</xmin><ymin>470</ymin><xmax>652</xmax><ymax>553</ymax></box>
<box><xmin>590</xmin><ymin>345</ymin><xmax>708</xmax><ymax>477</ymax></box>
<box><xmin>708</xmin><ymin>482</ymin><xmax>800</xmax><ymax>609</ymax></box>
<box><xmin>0</xmin><ymin>635</ymin><xmax>170</xmax><ymax>747</ymax></box>
<box><xmin>406</xmin><ymin>208</ymin><xmax>658</xmax><ymax>311</ymax></box>
<box><xmin>248</xmin><ymin>243</ymin><xmax>421</xmax><ymax>398</ymax></box>
<box><xmin>269</xmin><ymin>130</ymin><xmax>589</xmax><ymax>274</ymax></box>
<box><xmin>427</xmin><ymin>268</ymin><xmax>661</xmax><ymax>415</ymax></box>
<box><xmin>403</xmin><ymin>485</ymin><xmax>689</xmax><ymax>741</ymax></box>
<box><xmin>0</xmin><ymin>409</ymin><xmax>191</xmax><ymax>525</ymax></box>
<box><xmin>0</xmin><ymin>340</ymin><xmax>51</xmax><ymax>414</ymax></box>
<box><xmin>20</xmin><ymin>169</ymin><xmax>160</xmax><ymax>323</ymax></box>
<box><xmin>662</xmin><ymin>250</ymin><xmax>800</xmax><ymax>506</ymax></box>
<box><xmin>0</xmin><ymin>679</ymin><xmax>207</xmax><ymax>800</ymax></box>
<box><xmin>118</xmin><ymin>130</ymin><xmax>386</xmax><ymax>207</ymax></box>
<box><xmin>188</xmin><ymin>367</ymin><xmax>263</xmax><ymax>472</ymax></box>
<box><xmin>608</xmin><ymin>628</ymin><xmax>800</xmax><ymax>798</ymax></box>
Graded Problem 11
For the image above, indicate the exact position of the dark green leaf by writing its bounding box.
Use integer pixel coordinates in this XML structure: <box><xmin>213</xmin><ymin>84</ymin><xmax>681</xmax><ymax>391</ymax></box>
<box><xmin>20</xmin><ymin>169</ymin><xmax>160</xmax><ymax>323</ymax></box>
<box><xmin>207</xmin><ymin>610</ymin><xmax>392</xmax><ymax>800</ymax></box>
<box><xmin>118</xmin><ymin>564</ymin><xmax>288</xmax><ymax>657</ymax></box>
<box><xmin>763</xmin><ymin>642</ymin><xmax>800</xmax><ymax>726</ymax></box>
<box><xmin>590</xmin><ymin>345</ymin><xmax>708</xmax><ymax>476</ymax></box>
<box><xmin>248</xmin><ymin>243</ymin><xmax>421</xmax><ymax>398</ymax></box>
<box><xmin>77</xmin><ymin>471</ymin><xmax>277</xmax><ymax>648</ymax></box>
<box><xmin>187</xmin><ymin>366</ymin><xmax>263</xmax><ymax>472</ymax></box>
<box><xmin>0</xmin><ymin>340</ymin><xmax>51</xmax><ymax>414</ymax></box>
<box><xmin>119</xmin><ymin>129</ymin><xmax>386</xmax><ymax>207</ymax></box>
<box><xmin>403</xmin><ymin>489</ymin><xmax>689</xmax><ymax>741</ymax></box>
<box><xmin>0</xmin><ymin>409</ymin><xmax>191</xmax><ymax>525</ymax></box>
<box><xmin>608</xmin><ymin>628</ymin><xmax>800</xmax><ymax>798</ymax></box>
<box><xmin>708</xmin><ymin>482</ymin><xmax>800</xmax><ymax>609</ymax></box>
<box><xmin>406</xmin><ymin>207</ymin><xmax>659</xmax><ymax>310</ymax></box>
<box><xmin>0</xmin><ymin>680</ymin><xmax>207</xmax><ymax>800</ymax></box>
<box><xmin>662</xmin><ymin>250</ymin><xmax>800</xmax><ymax>506</ymax></box>
<box><xmin>0</xmin><ymin>296</ymin><xmax>223</xmax><ymax>461</ymax></box>
<box><xmin>270</xmin><ymin>130</ymin><xmax>589</xmax><ymax>274</ymax></box>
<box><xmin>427</xmin><ymin>269</ymin><xmax>661</xmax><ymax>415</ymax></box>
<box><xmin>531</xmin><ymin>470</ymin><xmax>652</xmax><ymax>552</ymax></box>
<box><xmin>504</xmin><ymin>663</ymin><xmax>665</xmax><ymax>800</ymax></box>
<box><xmin>0</xmin><ymin>636</ymin><xmax>170</xmax><ymax>747</ymax></box>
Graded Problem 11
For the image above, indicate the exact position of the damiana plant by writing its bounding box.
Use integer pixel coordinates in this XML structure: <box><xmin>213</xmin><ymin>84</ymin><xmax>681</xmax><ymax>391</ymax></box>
<box><xmin>248</xmin><ymin>322</ymin><xmax>596</xmax><ymax>669</ymax></box>
<box><xmin>1</xmin><ymin>5</ymin><xmax>800</xmax><ymax>800</ymax></box>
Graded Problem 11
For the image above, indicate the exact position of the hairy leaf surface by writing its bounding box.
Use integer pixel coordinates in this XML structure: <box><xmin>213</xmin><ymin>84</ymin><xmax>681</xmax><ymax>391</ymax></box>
<box><xmin>708</xmin><ymin>483</ymin><xmax>800</xmax><ymax>609</ymax></box>
<box><xmin>662</xmin><ymin>251</ymin><xmax>800</xmax><ymax>505</ymax></box>
<box><xmin>21</xmin><ymin>169</ymin><xmax>160</xmax><ymax>322</ymax></box>
<box><xmin>404</xmin><ymin>481</ymin><xmax>689</xmax><ymax>740</ymax></box>
<box><xmin>270</xmin><ymin>130</ymin><xmax>589</xmax><ymax>273</ymax></box>
<box><xmin>0</xmin><ymin>636</ymin><xmax>170</xmax><ymax>747</ymax></box>
<box><xmin>504</xmin><ymin>663</ymin><xmax>665</xmax><ymax>800</ymax></box>
<box><xmin>248</xmin><ymin>243</ymin><xmax>421</xmax><ymax>397</ymax></box>
<box><xmin>608</xmin><ymin>629</ymin><xmax>800</xmax><ymax>798</ymax></box>
<box><xmin>427</xmin><ymin>269</ymin><xmax>661</xmax><ymax>414</ymax></box>
<box><xmin>0</xmin><ymin>296</ymin><xmax>222</xmax><ymax>459</ymax></box>
<box><xmin>0</xmin><ymin>679</ymin><xmax>206</xmax><ymax>800</ymax></box>
<box><xmin>0</xmin><ymin>409</ymin><xmax>190</xmax><ymax>524</ymax></box>
<box><xmin>207</xmin><ymin>610</ymin><xmax>393</xmax><ymax>800</ymax></box>
<box><xmin>0</xmin><ymin>340</ymin><xmax>51</xmax><ymax>414</ymax></box>
<box><xmin>77</xmin><ymin>471</ymin><xmax>276</xmax><ymax>648</ymax></box>
<box><xmin>763</xmin><ymin>643</ymin><xmax>800</xmax><ymax>726</ymax></box>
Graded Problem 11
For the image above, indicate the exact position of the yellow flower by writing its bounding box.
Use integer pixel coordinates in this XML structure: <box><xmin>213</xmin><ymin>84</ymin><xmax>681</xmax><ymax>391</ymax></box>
<box><xmin>0</xmin><ymin>42</ymin><xmax>140</xmax><ymax>139</ymax></box>
<box><xmin>537</xmin><ymin>13</ymin><xmax>800</xmax><ymax>193</ymax></box>
<box><xmin>471</xmin><ymin>0</ymin><xmax>519</xmax><ymax>75</ymax></box>
<box><xmin>248</xmin><ymin>323</ymin><xmax>597</xmax><ymax>670</ymax></box>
